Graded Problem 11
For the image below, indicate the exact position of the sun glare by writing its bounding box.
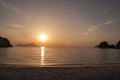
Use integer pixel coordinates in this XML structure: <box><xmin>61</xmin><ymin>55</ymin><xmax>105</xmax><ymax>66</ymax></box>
<box><xmin>39</xmin><ymin>33</ymin><xmax>47</xmax><ymax>42</ymax></box>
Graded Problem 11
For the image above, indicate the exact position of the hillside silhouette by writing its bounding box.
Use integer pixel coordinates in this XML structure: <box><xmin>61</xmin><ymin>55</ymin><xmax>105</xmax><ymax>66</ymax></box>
<box><xmin>0</xmin><ymin>36</ymin><xmax>13</xmax><ymax>48</ymax></box>
<box><xmin>16</xmin><ymin>43</ymin><xmax>39</xmax><ymax>47</ymax></box>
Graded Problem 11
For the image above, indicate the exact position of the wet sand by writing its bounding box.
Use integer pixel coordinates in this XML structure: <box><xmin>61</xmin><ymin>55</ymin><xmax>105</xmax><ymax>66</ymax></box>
<box><xmin>0</xmin><ymin>64</ymin><xmax>120</xmax><ymax>80</ymax></box>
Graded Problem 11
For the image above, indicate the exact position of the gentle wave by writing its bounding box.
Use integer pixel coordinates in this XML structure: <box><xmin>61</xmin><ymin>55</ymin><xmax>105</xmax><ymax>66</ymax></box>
<box><xmin>0</xmin><ymin>47</ymin><xmax>120</xmax><ymax>66</ymax></box>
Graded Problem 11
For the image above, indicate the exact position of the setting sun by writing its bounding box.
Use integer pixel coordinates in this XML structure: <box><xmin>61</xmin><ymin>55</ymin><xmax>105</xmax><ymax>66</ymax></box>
<box><xmin>39</xmin><ymin>33</ymin><xmax>47</xmax><ymax>42</ymax></box>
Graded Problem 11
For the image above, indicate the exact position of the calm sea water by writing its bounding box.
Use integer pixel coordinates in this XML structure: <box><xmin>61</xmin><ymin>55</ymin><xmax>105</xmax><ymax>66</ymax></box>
<box><xmin>0</xmin><ymin>47</ymin><xmax>120</xmax><ymax>66</ymax></box>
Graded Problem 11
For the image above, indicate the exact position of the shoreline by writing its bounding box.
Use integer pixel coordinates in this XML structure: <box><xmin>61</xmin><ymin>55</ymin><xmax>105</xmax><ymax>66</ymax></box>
<box><xmin>0</xmin><ymin>64</ymin><xmax>120</xmax><ymax>80</ymax></box>
<box><xmin>1</xmin><ymin>63</ymin><xmax>120</xmax><ymax>67</ymax></box>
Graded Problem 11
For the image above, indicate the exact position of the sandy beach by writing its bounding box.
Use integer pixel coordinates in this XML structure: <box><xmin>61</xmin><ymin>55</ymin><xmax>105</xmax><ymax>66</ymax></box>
<box><xmin>0</xmin><ymin>64</ymin><xmax>120</xmax><ymax>80</ymax></box>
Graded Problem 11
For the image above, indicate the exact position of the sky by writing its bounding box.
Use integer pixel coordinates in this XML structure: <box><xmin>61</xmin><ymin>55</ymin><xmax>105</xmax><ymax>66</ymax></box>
<box><xmin>0</xmin><ymin>0</ymin><xmax>120</xmax><ymax>47</ymax></box>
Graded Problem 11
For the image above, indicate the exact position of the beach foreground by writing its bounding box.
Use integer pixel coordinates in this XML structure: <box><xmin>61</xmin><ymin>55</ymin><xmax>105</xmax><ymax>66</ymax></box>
<box><xmin>0</xmin><ymin>64</ymin><xmax>120</xmax><ymax>80</ymax></box>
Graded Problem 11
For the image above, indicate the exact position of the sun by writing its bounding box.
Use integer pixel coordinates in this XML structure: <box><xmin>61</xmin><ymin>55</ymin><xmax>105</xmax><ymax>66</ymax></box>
<box><xmin>39</xmin><ymin>33</ymin><xmax>47</xmax><ymax>42</ymax></box>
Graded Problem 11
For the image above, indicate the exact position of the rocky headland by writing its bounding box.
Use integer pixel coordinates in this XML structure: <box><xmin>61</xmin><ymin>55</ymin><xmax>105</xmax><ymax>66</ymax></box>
<box><xmin>96</xmin><ymin>41</ymin><xmax>120</xmax><ymax>49</ymax></box>
<box><xmin>0</xmin><ymin>36</ymin><xmax>13</xmax><ymax>48</ymax></box>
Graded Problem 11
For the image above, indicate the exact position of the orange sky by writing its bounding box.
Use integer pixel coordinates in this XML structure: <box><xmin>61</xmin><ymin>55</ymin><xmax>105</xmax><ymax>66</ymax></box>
<box><xmin>0</xmin><ymin>0</ymin><xmax>120</xmax><ymax>47</ymax></box>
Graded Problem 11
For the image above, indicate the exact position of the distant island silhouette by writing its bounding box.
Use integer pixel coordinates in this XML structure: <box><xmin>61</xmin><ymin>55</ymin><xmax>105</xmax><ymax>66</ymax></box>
<box><xmin>96</xmin><ymin>41</ymin><xmax>120</xmax><ymax>49</ymax></box>
<box><xmin>0</xmin><ymin>36</ymin><xmax>13</xmax><ymax>48</ymax></box>
<box><xmin>16</xmin><ymin>43</ymin><xmax>39</xmax><ymax>47</ymax></box>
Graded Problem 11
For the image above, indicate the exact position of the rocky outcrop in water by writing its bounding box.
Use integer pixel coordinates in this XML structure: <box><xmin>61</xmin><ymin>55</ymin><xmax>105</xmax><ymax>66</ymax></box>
<box><xmin>95</xmin><ymin>41</ymin><xmax>120</xmax><ymax>49</ymax></box>
<box><xmin>116</xmin><ymin>41</ymin><xmax>120</xmax><ymax>49</ymax></box>
<box><xmin>0</xmin><ymin>36</ymin><xmax>13</xmax><ymax>48</ymax></box>
<box><xmin>96</xmin><ymin>41</ymin><xmax>110</xmax><ymax>48</ymax></box>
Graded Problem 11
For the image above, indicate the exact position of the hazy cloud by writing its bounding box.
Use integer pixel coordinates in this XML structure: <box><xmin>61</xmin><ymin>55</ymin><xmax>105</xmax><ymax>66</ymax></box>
<box><xmin>10</xmin><ymin>24</ymin><xmax>23</xmax><ymax>28</ymax></box>
<box><xmin>25</xmin><ymin>16</ymin><xmax>32</xmax><ymax>22</ymax></box>
<box><xmin>88</xmin><ymin>26</ymin><xmax>99</xmax><ymax>32</ymax></box>
<box><xmin>0</xmin><ymin>23</ymin><xmax>23</xmax><ymax>29</ymax></box>
<box><xmin>82</xmin><ymin>19</ymin><xmax>119</xmax><ymax>35</ymax></box>
<box><xmin>104</xmin><ymin>19</ymin><xmax>118</xmax><ymax>25</ymax></box>
<box><xmin>0</xmin><ymin>0</ymin><xmax>31</xmax><ymax>23</ymax></box>
<box><xmin>104</xmin><ymin>10</ymin><xmax>108</xmax><ymax>14</ymax></box>
<box><xmin>82</xmin><ymin>32</ymin><xmax>89</xmax><ymax>35</ymax></box>
<box><xmin>0</xmin><ymin>0</ymin><xmax>21</xmax><ymax>13</ymax></box>
<box><xmin>82</xmin><ymin>26</ymin><xmax>99</xmax><ymax>35</ymax></box>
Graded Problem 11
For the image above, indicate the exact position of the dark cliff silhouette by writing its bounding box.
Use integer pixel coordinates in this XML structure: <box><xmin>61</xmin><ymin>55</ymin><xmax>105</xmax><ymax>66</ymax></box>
<box><xmin>116</xmin><ymin>41</ymin><xmax>120</xmax><ymax>49</ymax></box>
<box><xmin>96</xmin><ymin>41</ymin><xmax>120</xmax><ymax>49</ymax></box>
<box><xmin>96</xmin><ymin>41</ymin><xmax>110</xmax><ymax>48</ymax></box>
<box><xmin>109</xmin><ymin>44</ymin><xmax>116</xmax><ymax>48</ymax></box>
<box><xmin>0</xmin><ymin>36</ymin><xmax>13</xmax><ymax>48</ymax></box>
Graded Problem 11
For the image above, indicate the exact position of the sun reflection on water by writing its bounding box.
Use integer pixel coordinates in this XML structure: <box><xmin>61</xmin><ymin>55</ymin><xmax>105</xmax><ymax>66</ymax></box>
<box><xmin>40</xmin><ymin>46</ymin><xmax>45</xmax><ymax>65</ymax></box>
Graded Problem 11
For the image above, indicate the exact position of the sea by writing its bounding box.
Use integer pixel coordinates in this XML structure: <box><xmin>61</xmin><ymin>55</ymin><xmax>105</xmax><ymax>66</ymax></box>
<box><xmin>0</xmin><ymin>47</ymin><xmax>120</xmax><ymax>67</ymax></box>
